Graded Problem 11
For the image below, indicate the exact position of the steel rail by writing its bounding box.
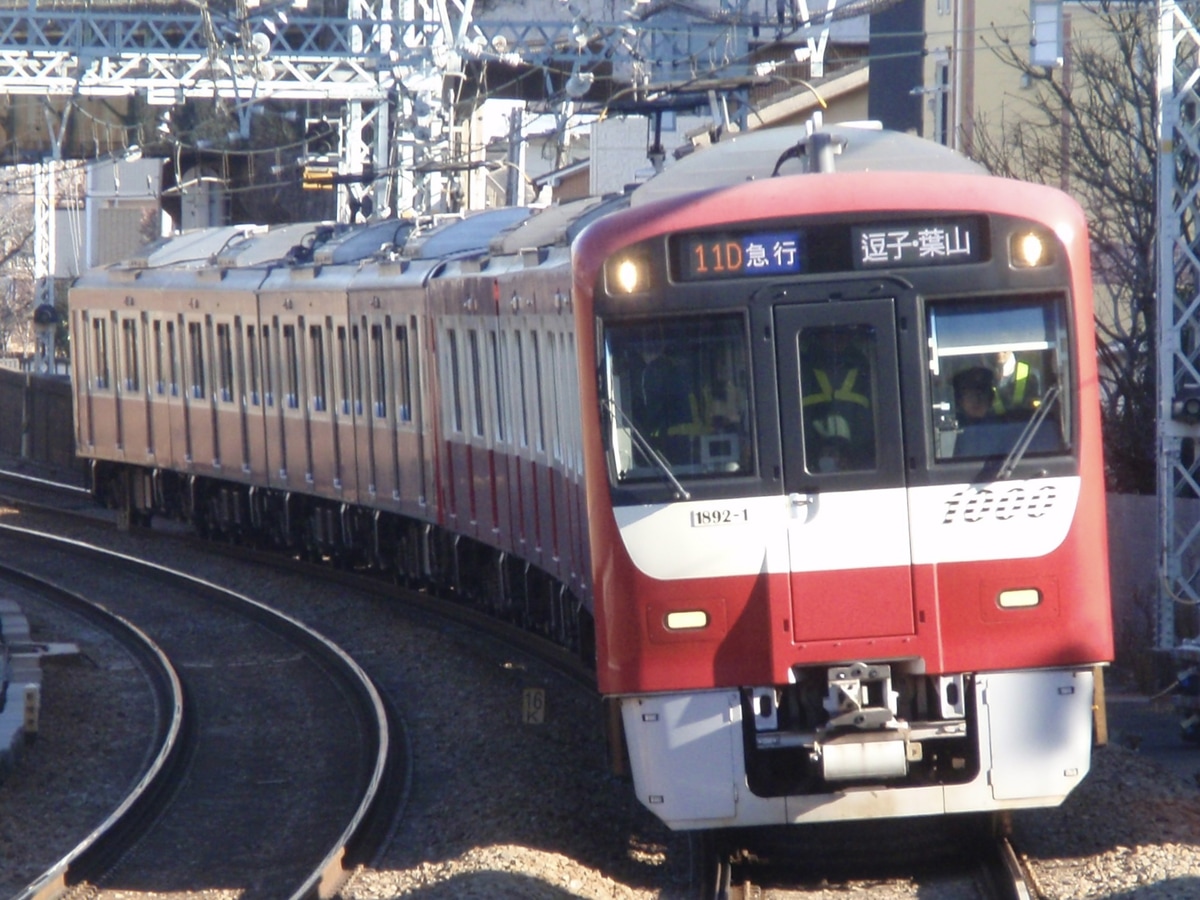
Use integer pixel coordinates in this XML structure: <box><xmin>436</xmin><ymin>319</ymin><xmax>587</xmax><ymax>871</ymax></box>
<box><xmin>0</xmin><ymin>523</ymin><xmax>396</xmax><ymax>900</ymax></box>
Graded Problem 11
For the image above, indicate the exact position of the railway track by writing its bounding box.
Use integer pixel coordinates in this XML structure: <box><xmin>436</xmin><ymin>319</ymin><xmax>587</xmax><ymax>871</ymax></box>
<box><xmin>0</xmin><ymin>465</ymin><xmax>688</xmax><ymax>897</ymax></box>
<box><xmin>9</xmin><ymin>463</ymin><xmax>1192</xmax><ymax>900</ymax></box>
<box><xmin>0</xmin><ymin>557</ymin><xmax>183</xmax><ymax>899</ymax></box>
<box><xmin>0</xmin><ymin>523</ymin><xmax>401</xmax><ymax>900</ymax></box>
<box><xmin>697</xmin><ymin>818</ymin><xmax>1035</xmax><ymax>900</ymax></box>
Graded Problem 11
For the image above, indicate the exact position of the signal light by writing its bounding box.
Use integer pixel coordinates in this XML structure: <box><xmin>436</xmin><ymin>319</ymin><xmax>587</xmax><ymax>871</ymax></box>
<box><xmin>302</xmin><ymin>167</ymin><xmax>335</xmax><ymax>191</ymax></box>
<box><xmin>1173</xmin><ymin>390</ymin><xmax>1200</xmax><ymax>424</ymax></box>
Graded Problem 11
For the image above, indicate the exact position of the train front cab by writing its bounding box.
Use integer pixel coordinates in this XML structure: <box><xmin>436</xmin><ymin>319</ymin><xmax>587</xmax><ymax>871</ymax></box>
<box><xmin>580</xmin><ymin>178</ymin><xmax>1114</xmax><ymax>831</ymax></box>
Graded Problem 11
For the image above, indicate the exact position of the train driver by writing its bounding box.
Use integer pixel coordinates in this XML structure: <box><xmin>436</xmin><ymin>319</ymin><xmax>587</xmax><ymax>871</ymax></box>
<box><xmin>953</xmin><ymin>366</ymin><xmax>997</xmax><ymax>424</ymax></box>
<box><xmin>800</xmin><ymin>326</ymin><xmax>876</xmax><ymax>472</ymax></box>
<box><xmin>989</xmin><ymin>350</ymin><xmax>1042</xmax><ymax>416</ymax></box>
<box><xmin>629</xmin><ymin>328</ymin><xmax>694</xmax><ymax>451</ymax></box>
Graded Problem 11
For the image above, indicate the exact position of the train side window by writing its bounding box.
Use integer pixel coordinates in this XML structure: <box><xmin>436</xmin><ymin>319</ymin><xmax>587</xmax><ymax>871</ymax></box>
<box><xmin>121</xmin><ymin>318</ymin><xmax>139</xmax><ymax>392</ymax></box>
<box><xmin>91</xmin><ymin>317</ymin><xmax>110</xmax><ymax>390</ymax></box>
<box><xmin>547</xmin><ymin>331</ymin><xmax>562</xmax><ymax>461</ymax></box>
<box><xmin>927</xmin><ymin>297</ymin><xmax>1070</xmax><ymax>462</ymax></box>
<box><xmin>167</xmin><ymin>321</ymin><xmax>179</xmax><ymax>397</ymax></box>
<box><xmin>247</xmin><ymin>325</ymin><xmax>260</xmax><ymax>406</ymax></box>
<box><xmin>566</xmin><ymin>333</ymin><xmax>581</xmax><ymax>473</ymax></box>
<box><xmin>446</xmin><ymin>326</ymin><xmax>464</xmax><ymax>433</ymax></box>
<box><xmin>310</xmin><ymin>324</ymin><xmax>327</xmax><ymax>413</ymax></box>
<box><xmin>352</xmin><ymin>323</ymin><xmax>365</xmax><ymax>417</ymax></box>
<box><xmin>187</xmin><ymin>321</ymin><xmax>205</xmax><ymax>400</ymax></box>
<box><xmin>394</xmin><ymin>324</ymin><xmax>413</xmax><ymax>422</ymax></box>
<box><xmin>234</xmin><ymin>322</ymin><xmax>247</xmax><ymax>408</ymax></box>
<box><xmin>514</xmin><ymin>330</ymin><xmax>529</xmax><ymax>448</ymax></box>
<box><xmin>262</xmin><ymin>324</ymin><xmax>275</xmax><ymax>408</ymax></box>
<box><xmin>216</xmin><ymin>323</ymin><xmax>234</xmax><ymax>403</ymax></box>
<box><xmin>468</xmin><ymin>328</ymin><xmax>485</xmax><ymax>439</ymax></box>
<box><xmin>489</xmin><ymin>329</ymin><xmax>506</xmax><ymax>442</ymax></box>
<box><xmin>532</xmin><ymin>330</ymin><xmax>546</xmax><ymax>453</ymax></box>
<box><xmin>283</xmin><ymin>324</ymin><xmax>299</xmax><ymax>409</ymax></box>
<box><xmin>371</xmin><ymin>324</ymin><xmax>387</xmax><ymax>419</ymax></box>
<box><xmin>153</xmin><ymin>320</ymin><xmax>166</xmax><ymax>395</ymax></box>
<box><xmin>336</xmin><ymin>325</ymin><xmax>351</xmax><ymax>416</ymax></box>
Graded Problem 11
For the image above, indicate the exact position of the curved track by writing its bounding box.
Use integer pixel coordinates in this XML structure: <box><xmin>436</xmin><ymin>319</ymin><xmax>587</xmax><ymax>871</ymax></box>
<box><xmin>2</xmin><ymin>561</ymin><xmax>183</xmax><ymax>900</ymax></box>
<box><xmin>0</xmin><ymin>523</ymin><xmax>400</xmax><ymax>900</ymax></box>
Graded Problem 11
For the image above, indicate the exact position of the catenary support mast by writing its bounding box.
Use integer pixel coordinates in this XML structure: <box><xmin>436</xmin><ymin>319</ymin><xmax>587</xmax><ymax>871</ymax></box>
<box><xmin>1157</xmin><ymin>0</ymin><xmax>1200</xmax><ymax>669</ymax></box>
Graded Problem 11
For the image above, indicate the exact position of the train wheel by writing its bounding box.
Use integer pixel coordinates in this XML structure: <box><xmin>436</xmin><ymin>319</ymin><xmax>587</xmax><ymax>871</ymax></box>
<box><xmin>689</xmin><ymin>829</ymin><xmax>732</xmax><ymax>900</ymax></box>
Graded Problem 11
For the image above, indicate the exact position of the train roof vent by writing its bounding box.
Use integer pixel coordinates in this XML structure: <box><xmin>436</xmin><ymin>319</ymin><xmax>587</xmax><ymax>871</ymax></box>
<box><xmin>521</xmin><ymin>247</ymin><xmax>548</xmax><ymax>267</ymax></box>
<box><xmin>403</xmin><ymin>207</ymin><xmax>532</xmax><ymax>260</ymax></box>
<box><xmin>119</xmin><ymin>226</ymin><xmax>244</xmax><ymax>270</ymax></box>
<box><xmin>492</xmin><ymin>197</ymin><xmax>609</xmax><ymax>254</ymax></box>
<box><xmin>312</xmin><ymin>220</ymin><xmax>413</xmax><ymax>265</ymax></box>
<box><xmin>216</xmin><ymin>222</ymin><xmax>322</xmax><ymax>268</ymax></box>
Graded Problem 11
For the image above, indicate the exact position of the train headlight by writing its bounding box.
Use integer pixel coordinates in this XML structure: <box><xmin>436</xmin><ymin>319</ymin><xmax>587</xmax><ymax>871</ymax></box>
<box><xmin>1009</xmin><ymin>230</ymin><xmax>1053</xmax><ymax>268</ymax></box>
<box><xmin>606</xmin><ymin>255</ymin><xmax>650</xmax><ymax>295</ymax></box>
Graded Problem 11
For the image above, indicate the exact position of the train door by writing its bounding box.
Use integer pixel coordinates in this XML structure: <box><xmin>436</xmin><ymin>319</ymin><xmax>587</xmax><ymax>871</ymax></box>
<box><xmin>773</xmin><ymin>297</ymin><xmax>915</xmax><ymax>641</ymax></box>
<box><xmin>363</xmin><ymin>315</ymin><xmax>402</xmax><ymax>504</ymax></box>
<box><xmin>242</xmin><ymin>317</ymin><xmax>269</xmax><ymax>483</ymax></box>
<box><xmin>211</xmin><ymin>315</ymin><xmax>248</xmax><ymax>475</ymax></box>
<box><xmin>304</xmin><ymin>317</ymin><xmax>343</xmax><ymax>494</ymax></box>
<box><xmin>109</xmin><ymin>311</ymin><xmax>149</xmax><ymax>462</ymax></box>
<box><xmin>145</xmin><ymin>314</ymin><xmax>175</xmax><ymax>468</ymax></box>
<box><xmin>180</xmin><ymin>315</ymin><xmax>213</xmax><ymax>471</ymax></box>
<box><xmin>279</xmin><ymin>317</ymin><xmax>312</xmax><ymax>486</ymax></box>
<box><xmin>163</xmin><ymin>317</ymin><xmax>189</xmax><ymax>472</ymax></box>
<box><xmin>262</xmin><ymin>318</ymin><xmax>287</xmax><ymax>489</ymax></box>
<box><xmin>75</xmin><ymin>309</ymin><xmax>115</xmax><ymax>454</ymax></box>
<box><xmin>395</xmin><ymin>316</ymin><xmax>427</xmax><ymax>513</ymax></box>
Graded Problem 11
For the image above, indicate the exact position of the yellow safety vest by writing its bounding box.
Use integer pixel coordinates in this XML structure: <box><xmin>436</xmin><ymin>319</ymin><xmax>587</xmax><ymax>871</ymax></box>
<box><xmin>802</xmin><ymin>368</ymin><xmax>871</xmax><ymax>410</ymax></box>
<box><xmin>992</xmin><ymin>361</ymin><xmax>1031</xmax><ymax>415</ymax></box>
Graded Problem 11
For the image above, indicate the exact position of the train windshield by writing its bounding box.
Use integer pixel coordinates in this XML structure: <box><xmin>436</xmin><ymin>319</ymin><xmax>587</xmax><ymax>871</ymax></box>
<box><xmin>927</xmin><ymin>297</ymin><xmax>1071</xmax><ymax>463</ymax></box>
<box><xmin>602</xmin><ymin>314</ymin><xmax>753</xmax><ymax>484</ymax></box>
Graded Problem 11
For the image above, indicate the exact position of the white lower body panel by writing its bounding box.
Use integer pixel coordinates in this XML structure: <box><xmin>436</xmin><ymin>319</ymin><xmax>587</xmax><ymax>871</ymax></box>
<box><xmin>619</xmin><ymin>668</ymin><xmax>1095</xmax><ymax>831</ymax></box>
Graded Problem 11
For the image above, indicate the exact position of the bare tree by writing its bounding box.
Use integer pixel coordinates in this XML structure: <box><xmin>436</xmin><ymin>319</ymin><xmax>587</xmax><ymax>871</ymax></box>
<box><xmin>0</xmin><ymin>196</ymin><xmax>35</xmax><ymax>357</ymax></box>
<box><xmin>972</xmin><ymin>0</ymin><xmax>1157</xmax><ymax>493</ymax></box>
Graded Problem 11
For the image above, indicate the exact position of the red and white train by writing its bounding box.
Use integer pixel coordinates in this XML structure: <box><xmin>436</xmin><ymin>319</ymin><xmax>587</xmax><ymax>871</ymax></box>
<box><xmin>70</xmin><ymin>122</ymin><xmax>1114</xmax><ymax>832</ymax></box>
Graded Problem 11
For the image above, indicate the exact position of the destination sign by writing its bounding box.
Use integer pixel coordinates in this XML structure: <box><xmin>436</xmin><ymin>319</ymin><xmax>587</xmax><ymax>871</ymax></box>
<box><xmin>852</xmin><ymin>220</ymin><xmax>982</xmax><ymax>269</ymax></box>
<box><xmin>672</xmin><ymin>217</ymin><xmax>986</xmax><ymax>283</ymax></box>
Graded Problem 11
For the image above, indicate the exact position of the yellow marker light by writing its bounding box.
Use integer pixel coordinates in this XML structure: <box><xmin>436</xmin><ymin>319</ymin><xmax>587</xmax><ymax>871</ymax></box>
<box><xmin>665</xmin><ymin>610</ymin><xmax>709</xmax><ymax>630</ymax></box>
<box><xmin>1010</xmin><ymin>231</ymin><xmax>1050</xmax><ymax>268</ymax></box>
<box><xmin>997</xmin><ymin>588</ymin><xmax>1041</xmax><ymax>609</ymax></box>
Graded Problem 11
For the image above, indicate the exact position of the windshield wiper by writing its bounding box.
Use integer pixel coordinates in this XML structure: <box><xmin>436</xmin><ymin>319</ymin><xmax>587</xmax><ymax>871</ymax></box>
<box><xmin>603</xmin><ymin>397</ymin><xmax>692</xmax><ymax>500</ymax></box>
<box><xmin>997</xmin><ymin>384</ymin><xmax>1061</xmax><ymax>480</ymax></box>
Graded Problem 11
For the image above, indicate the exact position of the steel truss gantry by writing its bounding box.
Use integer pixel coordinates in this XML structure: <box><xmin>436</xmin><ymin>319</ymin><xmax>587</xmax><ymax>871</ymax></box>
<box><xmin>0</xmin><ymin>1</ymin><xmax>778</xmax><ymax>219</ymax></box>
<box><xmin>0</xmin><ymin>6</ymin><xmax>628</xmax><ymax>101</ymax></box>
<box><xmin>1157</xmin><ymin>0</ymin><xmax>1200</xmax><ymax>664</ymax></box>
